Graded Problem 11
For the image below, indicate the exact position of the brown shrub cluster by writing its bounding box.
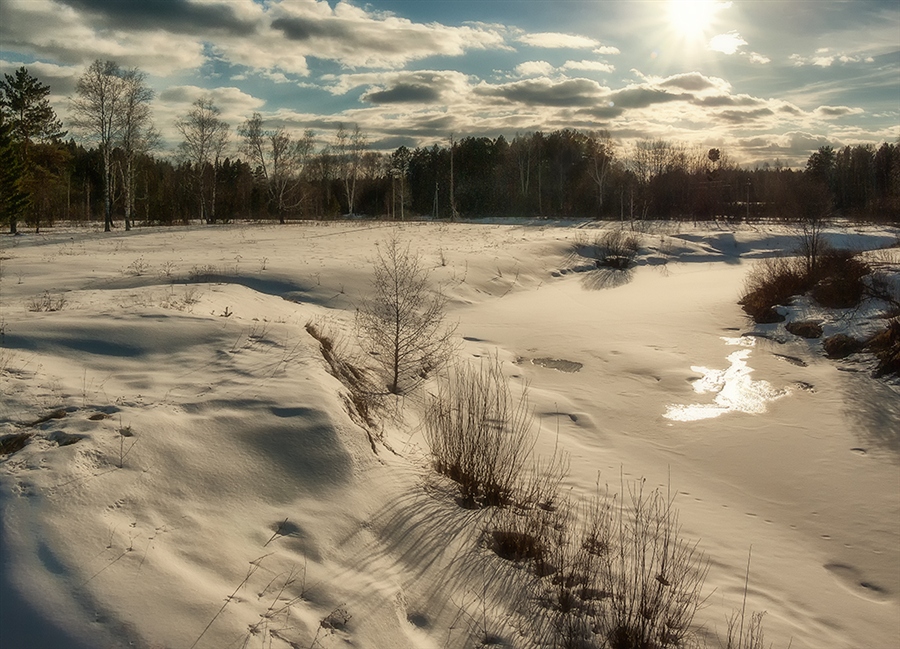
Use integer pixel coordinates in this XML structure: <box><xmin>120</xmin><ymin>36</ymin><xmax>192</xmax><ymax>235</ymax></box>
<box><xmin>739</xmin><ymin>257</ymin><xmax>807</xmax><ymax>323</ymax></box>
<box><xmin>867</xmin><ymin>319</ymin><xmax>900</xmax><ymax>378</ymax></box>
<box><xmin>740</xmin><ymin>248</ymin><xmax>873</xmax><ymax>323</ymax></box>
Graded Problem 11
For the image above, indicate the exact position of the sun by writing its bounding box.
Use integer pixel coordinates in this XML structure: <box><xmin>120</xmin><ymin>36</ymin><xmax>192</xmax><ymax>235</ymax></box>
<box><xmin>667</xmin><ymin>0</ymin><xmax>725</xmax><ymax>41</ymax></box>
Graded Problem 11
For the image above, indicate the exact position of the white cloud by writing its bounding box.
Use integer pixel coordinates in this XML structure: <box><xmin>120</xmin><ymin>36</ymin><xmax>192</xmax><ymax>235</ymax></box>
<box><xmin>790</xmin><ymin>50</ymin><xmax>875</xmax><ymax>67</ymax></box>
<box><xmin>746</xmin><ymin>52</ymin><xmax>771</xmax><ymax>64</ymax></box>
<box><xmin>518</xmin><ymin>32</ymin><xmax>601</xmax><ymax>49</ymax></box>
<box><xmin>261</xmin><ymin>71</ymin><xmax>291</xmax><ymax>84</ymax></box>
<box><xmin>322</xmin><ymin>70</ymin><xmax>471</xmax><ymax>105</ymax></box>
<box><xmin>515</xmin><ymin>61</ymin><xmax>555</xmax><ymax>77</ymax></box>
<box><xmin>562</xmin><ymin>60</ymin><xmax>615</xmax><ymax>73</ymax></box>
<box><xmin>0</xmin><ymin>0</ymin><xmax>511</xmax><ymax>83</ymax></box>
<box><xmin>267</xmin><ymin>1</ymin><xmax>508</xmax><ymax>69</ymax></box>
<box><xmin>708</xmin><ymin>31</ymin><xmax>747</xmax><ymax>55</ymax></box>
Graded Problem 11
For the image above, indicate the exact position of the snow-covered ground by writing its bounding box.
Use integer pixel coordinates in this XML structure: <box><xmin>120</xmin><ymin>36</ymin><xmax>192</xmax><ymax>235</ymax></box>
<box><xmin>1</xmin><ymin>219</ymin><xmax>898</xmax><ymax>649</ymax></box>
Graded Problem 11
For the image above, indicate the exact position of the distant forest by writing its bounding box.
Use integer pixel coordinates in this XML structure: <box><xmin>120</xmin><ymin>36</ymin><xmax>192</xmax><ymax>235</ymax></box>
<box><xmin>2</xmin><ymin>63</ymin><xmax>899</xmax><ymax>232</ymax></box>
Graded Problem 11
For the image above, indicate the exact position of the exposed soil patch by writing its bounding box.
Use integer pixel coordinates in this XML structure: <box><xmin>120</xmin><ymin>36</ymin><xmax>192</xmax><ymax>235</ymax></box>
<box><xmin>26</xmin><ymin>409</ymin><xmax>68</xmax><ymax>426</ymax></box>
<box><xmin>531</xmin><ymin>357</ymin><xmax>583</xmax><ymax>373</ymax></box>
<box><xmin>774</xmin><ymin>353</ymin><xmax>808</xmax><ymax>367</ymax></box>
<box><xmin>47</xmin><ymin>431</ymin><xmax>84</xmax><ymax>447</ymax></box>
<box><xmin>0</xmin><ymin>432</ymin><xmax>33</xmax><ymax>456</ymax></box>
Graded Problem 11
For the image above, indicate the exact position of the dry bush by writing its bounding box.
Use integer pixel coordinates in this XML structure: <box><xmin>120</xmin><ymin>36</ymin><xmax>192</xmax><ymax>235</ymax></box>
<box><xmin>867</xmin><ymin>318</ymin><xmax>900</xmax><ymax>378</ymax></box>
<box><xmin>741</xmin><ymin>249</ymin><xmax>874</xmax><ymax>323</ymax></box>
<box><xmin>810</xmin><ymin>249</ymin><xmax>870</xmax><ymax>308</ymax></box>
<box><xmin>823</xmin><ymin>333</ymin><xmax>865</xmax><ymax>359</ymax></box>
<box><xmin>724</xmin><ymin>610</ymin><xmax>767</xmax><ymax>649</ymax></box>
<box><xmin>739</xmin><ymin>257</ymin><xmax>807</xmax><ymax>323</ymax></box>
<box><xmin>595</xmin><ymin>229</ymin><xmax>643</xmax><ymax>270</ymax></box>
<box><xmin>524</xmin><ymin>481</ymin><xmax>709</xmax><ymax>649</ymax></box>
<box><xmin>601</xmin><ymin>482</ymin><xmax>708</xmax><ymax>649</ymax></box>
<box><xmin>489</xmin><ymin>505</ymin><xmax>552</xmax><ymax>565</ymax></box>
<box><xmin>28</xmin><ymin>290</ymin><xmax>67</xmax><ymax>312</ymax></box>
<box><xmin>424</xmin><ymin>357</ymin><xmax>535</xmax><ymax>507</ymax></box>
<box><xmin>306</xmin><ymin>321</ymin><xmax>380</xmax><ymax>429</ymax></box>
<box><xmin>124</xmin><ymin>256</ymin><xmax>150</xmax><ymax>276</ymax></box>
<box><xmin>0</xmin><ymin>432</ymin><xmax>33</xmax><ymax>456</ymax></box>
<box><xmin>720</xmin><ymin>550</ymin><xmax>770</xmax><ymax>649</ymax></box>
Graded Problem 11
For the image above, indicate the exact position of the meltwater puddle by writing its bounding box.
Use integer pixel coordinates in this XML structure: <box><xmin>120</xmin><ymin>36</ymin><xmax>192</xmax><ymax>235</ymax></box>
<box><xmin>665</xmin><ymin>337</ymin><xmax>788</xmax><ymax>422</ymax></box>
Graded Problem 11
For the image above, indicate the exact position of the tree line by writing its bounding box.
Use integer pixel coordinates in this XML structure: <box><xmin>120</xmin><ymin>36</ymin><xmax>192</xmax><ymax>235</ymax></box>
<box><xmin>2</xmin><ymin>62</ymin><xmax>899</xmax><ymax>233</ymax></box>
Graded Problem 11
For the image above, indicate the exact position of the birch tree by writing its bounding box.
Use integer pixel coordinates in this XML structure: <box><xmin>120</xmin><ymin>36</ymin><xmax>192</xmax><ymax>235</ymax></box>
<box><xmin>334</xmin><ymin>123</ymin><xmax>366</xmax><ymax>215</ymax></box>
<box><xmin>239</xmin><ymin>113</ymin><xmax>313</xmax><ymax>223</ymax></box>
<box><xmin>118</xmin><ymin>68</ymin><xmax>157</xmax><ymax>230</ymax></box>
<box><xmin>70</xmin><ymin>59</ymin><xmax>124</xmax><ymax>232</ymax></box>
<box><xmin>176</xmin><ymin>97</ymin><xmax>229</xmax><ymax>223</ymax></box>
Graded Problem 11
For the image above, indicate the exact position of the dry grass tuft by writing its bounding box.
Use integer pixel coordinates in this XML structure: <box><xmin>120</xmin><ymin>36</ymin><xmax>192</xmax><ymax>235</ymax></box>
<box><xmin>28</xmin><ymin>291</ymin><xmax>67</xmax><ymax>312</ymax></box>
<box><xmin>424</xmin><ymin>356</ymin><xmax>535</xmax><ymax>508</ymax></box>
<box><xmin>306</xmin><ymin>321</ymin><xmax>381</xmax><ymax>431</ymax></box>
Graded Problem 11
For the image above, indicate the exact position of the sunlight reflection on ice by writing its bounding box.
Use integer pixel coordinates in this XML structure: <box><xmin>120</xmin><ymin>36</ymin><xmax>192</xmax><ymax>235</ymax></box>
<box><xmin>664</xmin><ymin>336</ymin><xmax>787</xmax><ymax>421</ymax></box>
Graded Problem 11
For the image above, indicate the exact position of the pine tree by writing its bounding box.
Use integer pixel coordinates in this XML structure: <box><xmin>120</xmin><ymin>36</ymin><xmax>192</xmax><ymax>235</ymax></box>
<box><xmin>0</xmin><ymin>67</ymin><xmax>66</xmax><ymax>146</ymax></box>
<box><xmin>0</xmin><ymin>114</ymin><xmax>29</xmax><ymax>231</ymax></box>
<box><xmin>0</xmin><ymin>66</ymin><xmax>66</xmax><ymax>233</ymax></box>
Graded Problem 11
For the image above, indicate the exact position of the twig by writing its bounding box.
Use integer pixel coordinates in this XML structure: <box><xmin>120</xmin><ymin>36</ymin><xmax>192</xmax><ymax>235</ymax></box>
<box><xmin>190</xmin><ymin>554</ymin><xmax>271</xmax><ymax>649</ymax></box>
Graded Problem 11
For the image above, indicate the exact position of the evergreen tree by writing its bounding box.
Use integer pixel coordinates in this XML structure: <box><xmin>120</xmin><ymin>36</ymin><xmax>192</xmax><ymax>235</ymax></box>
<box><xmin>0</xmin><ymin>66</ymin><xmax>66</xmax><ymax>233</ymax></box>
<box><xmin>0</xmin><ymin>66</ymin><xmax>66</xmax><ymax>146</ymax></box>
<box><xmin>0</xmin><ymin>114</ymin><xmax>29</xmax><ymax>231</ymax></box>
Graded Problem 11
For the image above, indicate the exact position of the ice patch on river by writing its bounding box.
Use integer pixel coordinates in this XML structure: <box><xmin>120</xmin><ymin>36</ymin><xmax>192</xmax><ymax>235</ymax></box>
<box><xmin>665</xmin><ymin>337</ymin><xmax>787</xmax><ymax>421</ymax></box>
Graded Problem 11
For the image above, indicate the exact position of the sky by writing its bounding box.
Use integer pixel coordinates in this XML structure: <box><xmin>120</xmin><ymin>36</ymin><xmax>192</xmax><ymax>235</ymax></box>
<box><xmin>1</xmin><ymin>0</ymin><xmax>898</xmax><ymax>168</ymax></box>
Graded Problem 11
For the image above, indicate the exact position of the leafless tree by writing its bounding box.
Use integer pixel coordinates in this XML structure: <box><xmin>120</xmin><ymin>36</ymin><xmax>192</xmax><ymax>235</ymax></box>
<box><xmin>239</xmin><ymin>113</ymin><xmax>314</xmax><ymax>223</ymax></box>
<box><xmin>797</xmin><ymin>216</ymin><xmax>829</xmax><ymax>276</ymax></box>
<box><xmin>357</xmin><ymin>235</ymin><xmax>457</xmax><ymax>394</ymax></box>
<box><xmin>118</xmin><ymin>68</ymin><xmax>157</xmax><ymax>230</ymax></box>
<box><xmin>70</xmin><ymin>59</ymin><xmax>125</xmax><ymax>232</ymax></box>
<box><xmin>389</xmin><ymin>146</ymin><xmax>411</xmax><ymax>220</ymax></box>
<box><xmin>176</xmin><ymin>97</ymin><xmax>230</xmax><ymax>223</ymax></box>
<box><xmin>333</xmin><ymin>123</ymin><xmax>366</xmax><ymax>215</ymax></box>
<box><xmin>587</xmin><ymin>129</ymin><xmax>615</xmax><ymax>212</ymax></box>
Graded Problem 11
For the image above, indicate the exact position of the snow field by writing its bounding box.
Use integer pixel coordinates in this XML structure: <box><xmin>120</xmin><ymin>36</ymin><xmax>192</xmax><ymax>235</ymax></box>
<box><xmin>0</xmin><ymin>220</ymin><xmax>898</xmax><ymax>648</ymax></box>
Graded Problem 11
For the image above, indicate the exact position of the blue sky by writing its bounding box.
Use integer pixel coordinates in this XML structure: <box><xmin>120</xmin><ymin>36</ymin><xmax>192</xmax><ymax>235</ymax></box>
<box><xmin>2</xmin><ymin>0</ymin><xmax>898</xmax><ymax>167</ymax></box>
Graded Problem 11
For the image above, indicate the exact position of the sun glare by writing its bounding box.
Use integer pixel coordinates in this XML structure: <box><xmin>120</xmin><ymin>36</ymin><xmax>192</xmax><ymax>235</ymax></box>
<box><xmin>668</xmin><ymin>0</ymin><xmax>724</xmax><ymax>40</ymax></box>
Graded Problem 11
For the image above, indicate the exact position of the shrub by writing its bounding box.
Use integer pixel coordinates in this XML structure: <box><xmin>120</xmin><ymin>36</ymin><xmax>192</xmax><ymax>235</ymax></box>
<box><xmin>823</xmin><ymin>333</ymin><xmax>864</xmax><ymax>359</ymax></box>
<box><xmin>28</xmin><ymin>290</ymin><xmax>67</xmax><ymax>312</ymax></box>
<box><xmin>810</xmin><ymin>249</ymin><xmax>870</xmax><ymax>308</ymax></box>
<box><xmin>0</xmin><ymin>432</ymin><xmax>32</xmax><ymax>455</ymax></box>
<box><xmin>424</xmin><ymin>357</ymin><xmax>535</xmax><ymax>507</ymax></box>
<box><xmin>594</xmin><ymin>229</ymin><xmax>643</xmax><ymax>270</ymax></box>
<box><xmin>868</xmin><ymin>318</ymin><xmax>900</xmax><ymax>378</ymax></box>
<box><xmin>526</xmin><ymin>482</ymin><xmax>709</xmax><ymax>649</ymax></box>
<box><xmin>599</xmin><ymin>482</ymin><xmax>708</xmax><ymax>649</ymax></box>
<box><xmin>739</xmin><ymin>257</ymin><xmax>807</xmax><ymax>323</ymax></box>
<box><xmin>740</xmin><ymin>249</ymin><xmax>872</xmax><ymax>323</ymax></box>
